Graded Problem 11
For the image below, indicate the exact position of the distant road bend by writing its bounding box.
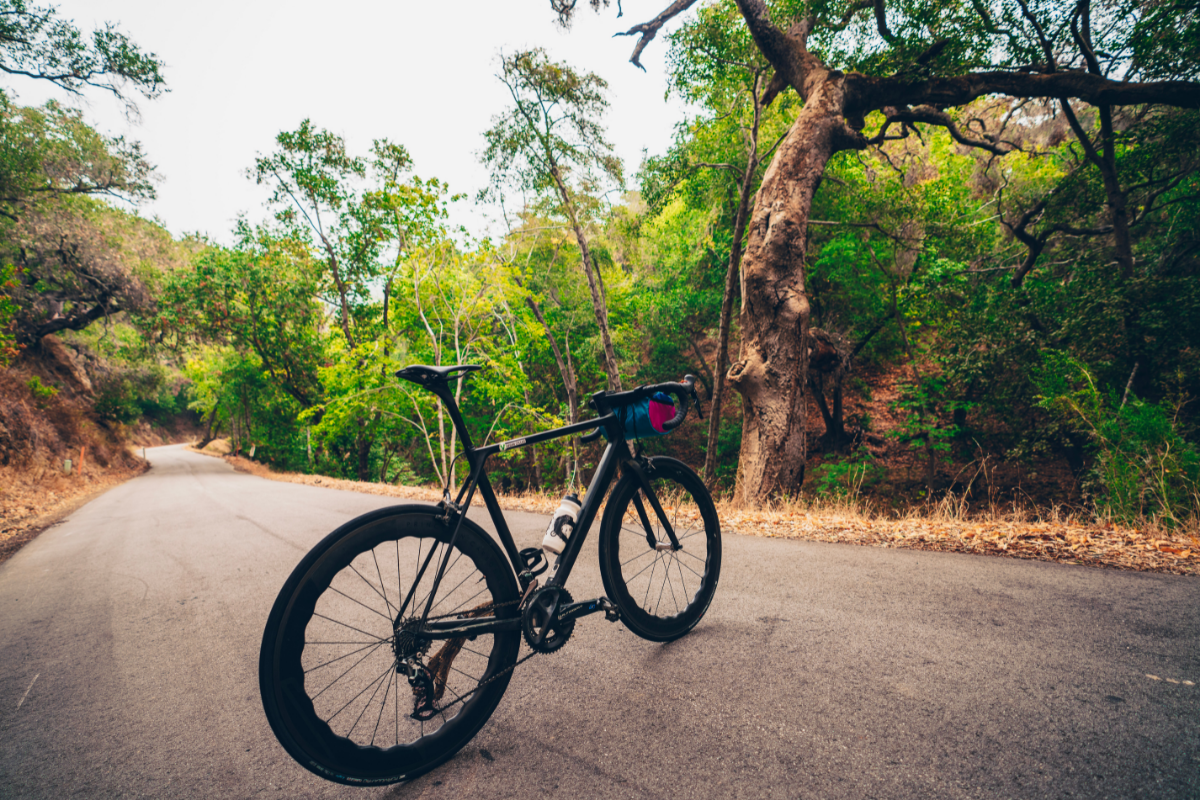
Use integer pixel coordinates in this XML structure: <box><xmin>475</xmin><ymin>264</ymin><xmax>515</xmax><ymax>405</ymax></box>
<box><xmin>0</xmin><ymin>445</ymin><xmax>1197</xmax><ymax>799</ymax></box>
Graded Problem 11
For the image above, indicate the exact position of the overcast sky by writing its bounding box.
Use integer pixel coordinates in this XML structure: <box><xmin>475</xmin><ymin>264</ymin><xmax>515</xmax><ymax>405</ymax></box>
<box><xmin>13</xmin><ymin>0</ymin><xmax>692</xmax><ymax>243</ymax></box>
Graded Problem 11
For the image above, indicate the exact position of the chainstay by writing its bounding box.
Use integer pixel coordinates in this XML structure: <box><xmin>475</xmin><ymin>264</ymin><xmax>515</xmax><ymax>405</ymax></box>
<box><xmin>406</xmin><ymin>593</ymin><xmax>559</xmax><ymax>717</ymax></box>
<box><xmin>415</xmin><ymin>597</ymin><xmax>521</xmax><ymax>623</ymax></box>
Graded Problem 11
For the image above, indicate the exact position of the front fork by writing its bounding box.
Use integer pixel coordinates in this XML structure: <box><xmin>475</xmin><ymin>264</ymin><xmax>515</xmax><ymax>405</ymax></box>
<box><xmin>623</xmin><ymin>458</ymin><xmax>682</xmax><ymax>552</ymax></box>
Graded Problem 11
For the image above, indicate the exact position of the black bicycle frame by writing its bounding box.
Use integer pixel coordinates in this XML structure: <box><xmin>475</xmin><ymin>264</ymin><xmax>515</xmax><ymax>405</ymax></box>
<box><xmin>402</xmin><ymin>378</ymin><xmax>670</xmax><ymax>639</ymax></box>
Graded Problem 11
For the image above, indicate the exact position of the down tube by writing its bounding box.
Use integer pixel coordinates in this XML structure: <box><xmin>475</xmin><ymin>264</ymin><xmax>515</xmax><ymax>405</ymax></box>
<box><xmin>548</xmin><ymin>441</ymin><xmax>621</xmax><ymax>588</ymax></box>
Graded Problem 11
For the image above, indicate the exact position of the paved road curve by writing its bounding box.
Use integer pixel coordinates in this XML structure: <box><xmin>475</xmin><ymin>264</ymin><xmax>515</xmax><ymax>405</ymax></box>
<box><xmin>1</xmin><ymin>445</ymin><xmax>1197</xmax><ymax>799</ymax></box>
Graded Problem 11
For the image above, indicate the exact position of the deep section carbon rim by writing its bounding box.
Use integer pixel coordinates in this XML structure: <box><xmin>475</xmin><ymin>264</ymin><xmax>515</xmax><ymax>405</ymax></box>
<box><xmin>601</xmin><ymin>460</ymin><xmax>721</xmax><ymax>641</ymax></box>
<box><xmin>260</xmin><ymin>509</ymin><xmax>519</xmax><ymax>785</ymax></box>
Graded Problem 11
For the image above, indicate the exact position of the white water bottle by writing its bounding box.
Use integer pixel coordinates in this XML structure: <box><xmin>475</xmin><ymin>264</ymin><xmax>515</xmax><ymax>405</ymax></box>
<box><xmin>542</xmin><ymin>493</ymin><xmax>581</xmax><ymax>556</ymax></box>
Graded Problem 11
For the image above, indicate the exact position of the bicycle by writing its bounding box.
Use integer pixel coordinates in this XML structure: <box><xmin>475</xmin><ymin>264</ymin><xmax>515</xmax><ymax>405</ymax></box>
<box><xmin>258</xmin><ymin>364</ymin><xmax>722</xmax><ymax>785</ymax></box>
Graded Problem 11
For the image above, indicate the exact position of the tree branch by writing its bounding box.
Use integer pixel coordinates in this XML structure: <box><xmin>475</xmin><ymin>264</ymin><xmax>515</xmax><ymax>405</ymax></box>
<box><xmin>873</xmin><ymin>0</ymin><xmax>897</xmax><ymax>44</ymax></box>
<box><xmin>614</xmin><ymin>0</ymin><xmax>701</xmax><ymax>71</ymax></box>
<box><xmin>846</xmin><ymin>70</ymin><xmax>1200</xmax><ymax>115</ymax></box>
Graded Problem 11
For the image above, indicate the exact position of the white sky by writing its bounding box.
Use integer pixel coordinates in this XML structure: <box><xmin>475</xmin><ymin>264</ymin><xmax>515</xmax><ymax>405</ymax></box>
<box><xmin>11</xmin><ymin>0</ymin><xmax>692</xmax><ymax>243</ymax></box>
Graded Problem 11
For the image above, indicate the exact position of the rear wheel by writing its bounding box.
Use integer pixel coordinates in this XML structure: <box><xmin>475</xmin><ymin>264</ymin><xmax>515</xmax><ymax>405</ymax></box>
<box><xmin>599</xmin><ymin>458</ymin><xmax>721</xmax><ymax>642</ymax></box>
<box><xmin>259</xmin><ymin>506</ymin><xmax>520</xmax><ymax>785</ymax></box>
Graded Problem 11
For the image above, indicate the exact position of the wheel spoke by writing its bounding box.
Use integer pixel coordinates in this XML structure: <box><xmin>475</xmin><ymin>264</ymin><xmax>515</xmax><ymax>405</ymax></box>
<box><xmin>349</xmin><ymin>561</ymin><xmax>391</xmax><ymax>616</ymax></box>
<box><xmin>625</xmin><ymin>552</ymin><xmax>662</xmax><ymax>584</ymax></box>
<box><xmin>347</xmin><ymin>660</ymin><xmax>395</xmax><ymax>738</ymax></box>
<box><xmin>620</xmin><ymin>547</ymin><xmax>657</xmax><ymax>567</ymax></box>
<box><xmin>653</xmin><ymin>555</ymin><xmax>671</xmax><ymax>614</ymax></box>
<box><xmin>447</xmin><ymin>662</ymin><xmax>484</xmax><ymax>684</ymax></box>
<box><xmin>312</xmin><ymin>612</ymin><xmax>390</xmax><ymax>642</ymax></box>
<box><xmin>643</xmin><ymin>552</ymin><xmax>660</xmax><ymax>610</ymax></box>
<box><xmin>327</xmin><ymin>661</ymin><xmax>395</xmax><ymax>725</ymax></box>
<box><xmin>310</xmin><ymin>640</ymin><xmax>387</xmax><ymax>702</ymax></box>
<box><xmin>328</xmin><ymin>583</ymin><xmax>394</xmax><ymax>622</ymax></box>
<box><xmin>371</xmin><ymin>549</ymin><xmax>394</xmax><ymax>618</ymax></box>
<box><xmin>370</xmin><ymin>666</ymin><xmax>394</xmax><ymax>746</ymax></box>
<box><xmin>674</xmin><ymin>555</ymin><xmax>689</xmax><ymax>604</ymax></box>
<box><xmin>304</xmin><ymin>641</ymin><xmax>384</xmax><ymax>674</ymax></box>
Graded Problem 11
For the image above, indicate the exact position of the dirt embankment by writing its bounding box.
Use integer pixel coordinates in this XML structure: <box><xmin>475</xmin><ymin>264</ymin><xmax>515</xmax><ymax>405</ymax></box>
<box><xmin>0</xmin><ymin>360</ymin><xmax>149</xmax><ymax>563</ymax></box>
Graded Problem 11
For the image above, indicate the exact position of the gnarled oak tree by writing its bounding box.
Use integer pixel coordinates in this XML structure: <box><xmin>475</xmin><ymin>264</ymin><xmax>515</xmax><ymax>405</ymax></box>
<box><xmin>560</xmin><ymin>0</ymin><xmax>1200</xmax><ymax>506</ymax></box>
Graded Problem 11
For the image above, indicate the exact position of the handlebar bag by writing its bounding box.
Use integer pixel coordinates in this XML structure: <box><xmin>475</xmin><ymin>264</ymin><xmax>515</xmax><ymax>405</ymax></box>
<box><xmin>614</xmin><ymin>392</ymin><xmax>676</xmax><ymax>440</ymax></box>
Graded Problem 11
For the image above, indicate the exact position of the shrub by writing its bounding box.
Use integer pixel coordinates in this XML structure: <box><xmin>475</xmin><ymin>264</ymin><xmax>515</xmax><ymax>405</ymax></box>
<box><xmin>808</xmin><ymin>450</ymin><xmax>885</xmax><ymax>498</ymax></box>
<box><xmin>1036</xmin><ymin>353</ymin><xmax>1200</xmax><ymax>527</ymax></box>
<box><xmin>26</xmin><ymin>375</ymin><xmax>58</xmax><ymax>399</ymax></box>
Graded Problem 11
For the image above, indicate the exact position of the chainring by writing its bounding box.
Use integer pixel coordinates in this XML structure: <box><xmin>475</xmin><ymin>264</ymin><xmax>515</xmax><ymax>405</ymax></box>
<box><xmin>521</xmin><ymin>586</ymin><xmax>575</xmax><ymax>654</ymax></box>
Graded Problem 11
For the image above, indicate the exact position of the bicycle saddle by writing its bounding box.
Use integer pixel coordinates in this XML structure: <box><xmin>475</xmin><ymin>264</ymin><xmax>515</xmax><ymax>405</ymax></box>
<box><xmin>395</xmin><ymin>364</ymin><xmax>483</xmax><ymax>386</ymax></box>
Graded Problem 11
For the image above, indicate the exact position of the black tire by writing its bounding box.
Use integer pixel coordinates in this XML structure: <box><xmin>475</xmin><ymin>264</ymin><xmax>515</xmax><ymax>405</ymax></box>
<box><xmin>599</xmin><ymin>458</ymin><xmax>721</xmax><ymax>642</ymax></box>
<box><xmin>259</xmin><ymin>505</ymin><xmax>520</xmax><ymax>786</ymax></box>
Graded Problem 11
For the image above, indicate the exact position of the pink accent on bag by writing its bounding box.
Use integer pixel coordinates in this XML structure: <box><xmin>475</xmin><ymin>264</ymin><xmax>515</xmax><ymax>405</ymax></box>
<box><xmin>648</xmin><ymin>398</ymin><xmax>674</xmax><ymax>432</ymax></box>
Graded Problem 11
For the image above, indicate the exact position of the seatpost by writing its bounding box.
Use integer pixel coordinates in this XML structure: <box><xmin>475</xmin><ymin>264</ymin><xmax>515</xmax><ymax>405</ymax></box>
<box><xmin>428</xmin><ymin>381</ymin><xmax>476</xmax><ymax>455</ymax></box>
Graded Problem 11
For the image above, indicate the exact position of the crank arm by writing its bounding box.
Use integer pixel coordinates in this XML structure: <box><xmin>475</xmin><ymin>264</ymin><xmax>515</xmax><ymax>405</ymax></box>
<box><xmin>556</xmin><ymin>597</ymin><xmax>620</xmax><ymax>624</ymax></box>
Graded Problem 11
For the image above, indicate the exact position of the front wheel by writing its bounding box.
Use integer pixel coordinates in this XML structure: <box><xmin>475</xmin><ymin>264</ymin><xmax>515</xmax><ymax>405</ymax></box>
<box><xmin>259</xmin><ymin>505</ymin><xmax>520</xmax><ymax>786</ymax></box>
<box><xmin>599</xmin><ymin>458</ymin><xmax>721</xmax><ymax>642</ymax></box>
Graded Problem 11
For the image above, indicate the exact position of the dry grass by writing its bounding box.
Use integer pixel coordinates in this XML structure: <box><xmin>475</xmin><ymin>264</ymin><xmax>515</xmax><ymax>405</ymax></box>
<box><xmin>719</xmin><ymin>492</ymin><xmax>1198</xmax><ymax>576</ymax></box>
<box><xmin>199</xmin><ymin>442</ymin><xmax>1198</xmax><ymax>577</ymax></box>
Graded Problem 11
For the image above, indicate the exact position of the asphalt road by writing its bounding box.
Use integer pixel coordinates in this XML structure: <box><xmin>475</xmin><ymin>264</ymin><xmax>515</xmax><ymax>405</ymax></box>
<box><xmin>1</xmin><ymin>445</ymin><xmax>1197</xmax><ymax>799</ymax></box>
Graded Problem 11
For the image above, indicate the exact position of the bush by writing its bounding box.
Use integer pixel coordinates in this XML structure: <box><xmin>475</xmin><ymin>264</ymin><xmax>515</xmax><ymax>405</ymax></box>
<box><xmin>1036</xmin><ymin>353</ymin><xmax>1200</xmax><ymax>527</ymax></box>
<box><xmin>94</xmin><ymin>366</ymin><xmax>176</xmax><ymax>424</ymax></box>
<box><xmin>0</xmin><ymin>264</ymin><xmax>19</xmax><ymax>366</ymax></box>
<box><xmin>808</xmin><ymin>450</ymin><xmax>885</xmax><ymax>498</ymax></box>
<box><xmin>26</xmin><ymin>375</ymin><xmax>58</xmax><ymax>399</ymax></box>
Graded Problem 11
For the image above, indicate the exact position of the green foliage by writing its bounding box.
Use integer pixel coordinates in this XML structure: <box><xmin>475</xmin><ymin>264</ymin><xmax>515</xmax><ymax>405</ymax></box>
<box><xmin>481</xmin><ymin>49</ymin><xmax>623</xmax><ymax>205</ymax></box>
<box><xmin>252</xmin><ymin>120</ymin><xmax>455</xmax><ymax>351</ymax></box>
<box><xmin>1036</xmin><ymin>354</ymin><xmax>1200</xmax><ymax>527</ymax></box>
<box><xmin>93</xmin><ymin>364</ymin><xmax>176</xmax><ymax>424</ymax></box>
<box><xmin>0</xmin><ymin>97</ymin><xmax>171</xmax><ymax>344</ymax></box>
<box><xmin>25</xmin><ymin>374</ymin><xmax>56</xmax><ymax>398</ymax></box>
<box><xmin>163</xmin><ymin>226</ymin><xmax>324</xmax><ymax>408</ymax></box>
<box><xmin>808</xmin><ymin>450</ymin><xmax>885</xmax><ymax>498</ymax></box>
<box><xmin>0</xmin><ymin>263</ymin><xmax>18</xmax><ymax>364</ymax></box>
<box><xmin>0</xmin><ymin>97</ymin><xmax>155</xmax><ymax>212</ymax></box>
<box><xmin>0</xmin><ymin>0</ymin><xmax>165</xmax><ymax>105</ymax></box>
<box><xmin>889</xmin><ymin>374</ymin><xmax>970</xmax><ymax>487</ymax></box>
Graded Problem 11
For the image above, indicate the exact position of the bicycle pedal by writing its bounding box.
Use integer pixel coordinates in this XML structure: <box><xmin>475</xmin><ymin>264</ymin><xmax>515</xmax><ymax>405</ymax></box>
<box><xmin>600</xmin><ymin>597</ymin><xmax>620</xmax><ymax>622</ymax></box>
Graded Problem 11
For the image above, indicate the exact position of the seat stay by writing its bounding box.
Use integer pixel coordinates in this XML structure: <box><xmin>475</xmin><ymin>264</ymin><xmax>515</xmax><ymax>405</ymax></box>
<box><xmin>416</xmin><ymin>457</ymin><xmax>484</xmax><ymax>627</ymax></box>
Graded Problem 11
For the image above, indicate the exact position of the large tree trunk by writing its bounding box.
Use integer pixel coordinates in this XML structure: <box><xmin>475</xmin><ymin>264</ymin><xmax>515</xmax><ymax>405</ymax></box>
<box><xmin>727</xmin><ymin>78</ymin><xmax>851</xmax><ymax>506</ymax></box>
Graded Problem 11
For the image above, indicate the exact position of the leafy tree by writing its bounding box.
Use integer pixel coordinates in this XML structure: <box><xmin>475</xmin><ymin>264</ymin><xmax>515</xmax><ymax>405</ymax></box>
<box><xmin>0</xmin><ymin>98</ymin><xmax>160</xmax><ymax>344</ymax></box>
<box><xmin>561</xmin><ymin>0</ymin><xmax>1200</xmax><ymax>507</ymax></box>
<box><xmin>162</xmin><ymin>224</ymin><xmax>324</xmax><ymax>409</ymax></box>
<box><xmin>0</xmin><ymin>0</ymin><xmax>165</xmax><ymax>107</ymax></box>
<box><xmin>481</xmin><ymin>48</ymin><xmax>626</xmax><ymax>390</ymax></box>
<box><xmin>252</xmin><ymin>121</ymin><xmax>451</xmax><ymax>352</ymax></box>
